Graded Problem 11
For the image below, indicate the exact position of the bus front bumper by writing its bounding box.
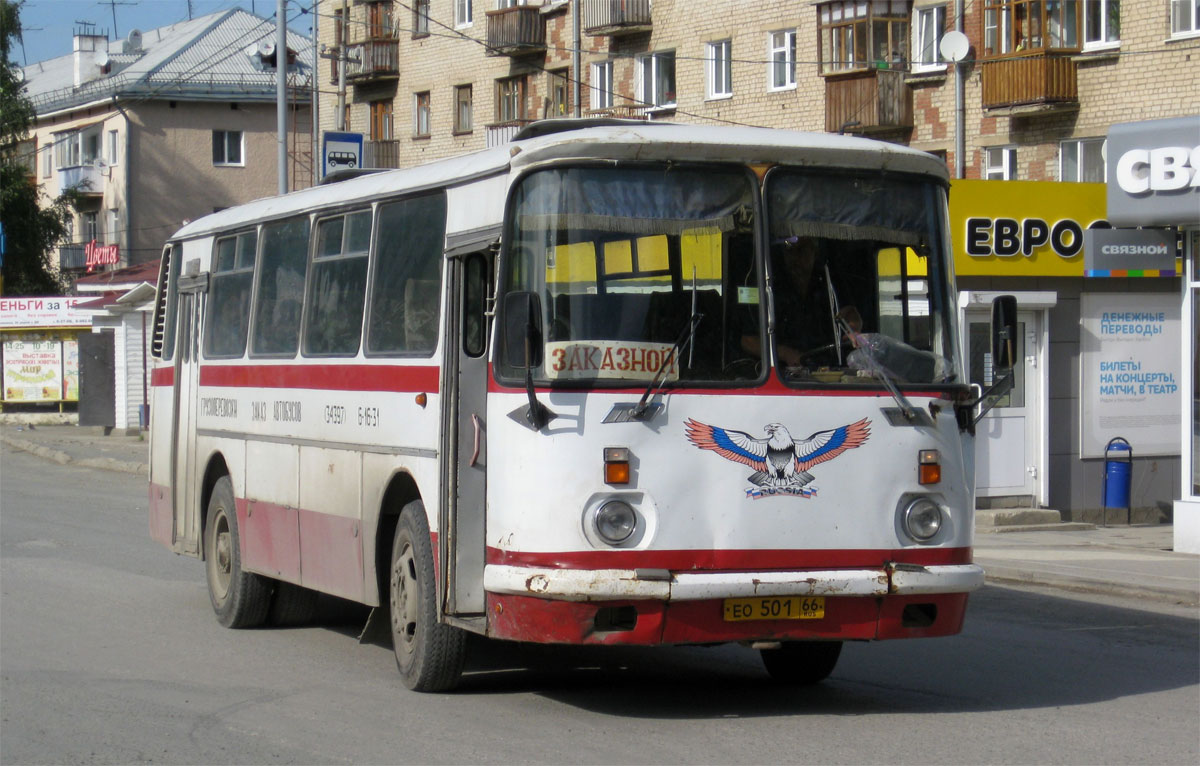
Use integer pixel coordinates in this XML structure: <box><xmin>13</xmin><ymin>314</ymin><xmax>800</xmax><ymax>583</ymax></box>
<box><xmin>483</xmin><ymin>562</ymin><xmax>985</xmax><ymax>602</ymax></box>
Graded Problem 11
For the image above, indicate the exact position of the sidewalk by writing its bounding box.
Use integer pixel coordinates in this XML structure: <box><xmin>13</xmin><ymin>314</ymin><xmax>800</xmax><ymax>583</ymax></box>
<box><xmin>3</xmin><ymin>425</ymin><xmax>1198</xmax><ymax>607</ymax></box>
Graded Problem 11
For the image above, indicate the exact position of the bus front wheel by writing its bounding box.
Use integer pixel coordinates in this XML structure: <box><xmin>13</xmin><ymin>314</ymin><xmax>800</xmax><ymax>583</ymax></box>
<box><xmin>205</xmin><ymin>476</ymin><xmax>271</xmax><ymax>628</ymax></box>
<box><xmin>390</xmin><ymin>501</ymin><xmax>466</xmax><ymax>692</ymax></box>
<box><xmin>760</xmin><ymin>641</ymin><xmax>842</xmax><ymax>685</ymax></box>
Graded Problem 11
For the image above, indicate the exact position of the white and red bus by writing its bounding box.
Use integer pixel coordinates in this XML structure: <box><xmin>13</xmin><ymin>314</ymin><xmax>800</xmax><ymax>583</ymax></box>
<box><xmin>149</xmin><ymin>121</ymin><xmax>1004</xmax><ymax>692</ymax></box>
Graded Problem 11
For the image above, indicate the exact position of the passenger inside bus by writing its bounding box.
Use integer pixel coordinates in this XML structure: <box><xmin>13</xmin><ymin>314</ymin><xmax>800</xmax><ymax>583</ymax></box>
<box><xmin>747</xmin><ymin>236</ymin><xmax>861</xmax><ymax>370</ymax></box>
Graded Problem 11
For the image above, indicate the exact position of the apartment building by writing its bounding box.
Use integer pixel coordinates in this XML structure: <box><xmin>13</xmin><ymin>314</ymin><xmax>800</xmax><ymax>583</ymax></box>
<box><xmin>20</xmin><ymin>9</ymin><xmax>314</xmax><ymax>278</ymax></box>
<box><xmin>318</xmin><ymin>1</ymin><xmax>1198</xmax><ymax>540</ymax></box>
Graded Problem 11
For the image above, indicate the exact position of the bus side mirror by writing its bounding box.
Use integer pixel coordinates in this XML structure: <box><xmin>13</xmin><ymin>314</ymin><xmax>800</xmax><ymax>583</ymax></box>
<box><xmin>503</xmin><ymin>291</ymin><xmax>544</xmax><ymax>369</ymax></box>
<box><xmin>991</xmin><ymin>295</ymin><xmax>1018</xmax><ymax>373</ymax></box>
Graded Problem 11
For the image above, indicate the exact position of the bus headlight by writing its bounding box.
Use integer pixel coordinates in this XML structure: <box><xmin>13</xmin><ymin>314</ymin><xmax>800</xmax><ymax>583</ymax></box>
<box><xmin>902</xmin><ymin>497</ymin><xmax>943</xmax><ymax>542</ymax></box>
<box><xmin>593</xmin><ymin>500</ymin><xmax>637</xmax><ymax>545</ymax></box>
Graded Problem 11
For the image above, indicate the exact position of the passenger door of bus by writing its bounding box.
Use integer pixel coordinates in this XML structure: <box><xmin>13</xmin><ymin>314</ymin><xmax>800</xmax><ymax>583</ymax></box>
<box><xmin>441</xmin><ymin>243</ymin><xmax>493</xmax><ymax>620</ymax></box>
<box><xmin>172</xmin><ymin>274</ymin><xmax>206</xmax><ymax>554</ymax></box>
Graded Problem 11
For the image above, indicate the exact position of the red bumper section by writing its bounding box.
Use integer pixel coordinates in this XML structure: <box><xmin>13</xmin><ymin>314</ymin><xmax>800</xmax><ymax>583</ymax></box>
<box><xmin>485</xmin><ymin>591</ymin><xmax>970</xmax><ymax>645</ymax></box>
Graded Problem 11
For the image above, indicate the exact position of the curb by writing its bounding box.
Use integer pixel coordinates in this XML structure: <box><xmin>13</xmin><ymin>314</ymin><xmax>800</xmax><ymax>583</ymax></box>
<box><xmin>0</xmin><ymin>434</ymin><xmax>148</xmax><ymax>476</ymax></box>
<box><xmin>980</xmin><ymin>562</ymin><xmax>1200</xmax><ymax>607</ymax></box>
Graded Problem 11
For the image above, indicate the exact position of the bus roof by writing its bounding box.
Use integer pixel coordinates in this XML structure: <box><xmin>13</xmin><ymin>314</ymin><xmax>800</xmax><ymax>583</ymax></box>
<box><xmin>171</xmin><ymin>121</ymin><xmax>948</xmax><ymax>242</ymax></box>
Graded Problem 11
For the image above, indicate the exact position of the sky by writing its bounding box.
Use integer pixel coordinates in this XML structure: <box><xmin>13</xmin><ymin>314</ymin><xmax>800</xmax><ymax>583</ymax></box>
<box><xmin>11</xmin><ymin>0</ymin><xmax>316</xmax><ymax>67</ymax></box>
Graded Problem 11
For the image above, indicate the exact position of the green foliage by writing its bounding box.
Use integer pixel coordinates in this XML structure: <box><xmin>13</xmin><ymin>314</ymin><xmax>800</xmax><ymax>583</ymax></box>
<box><xmin>0</xmin><ymin>0</ymin><xmax>74</xmax><ymax>296</ymax></box>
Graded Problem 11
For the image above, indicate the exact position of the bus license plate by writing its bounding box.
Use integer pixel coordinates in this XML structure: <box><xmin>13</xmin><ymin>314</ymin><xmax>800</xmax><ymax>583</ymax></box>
<box><xmin>723</xmin><ymin>596</ymin><xmax>825</xmax><ymax>622</ymax></box>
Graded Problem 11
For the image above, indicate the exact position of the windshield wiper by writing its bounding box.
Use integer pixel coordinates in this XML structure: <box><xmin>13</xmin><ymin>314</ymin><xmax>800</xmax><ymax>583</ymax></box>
<box><xmin>630</xmin><ymin>310</ymin><xmax>704</xmax><ymax>420</ymax></box>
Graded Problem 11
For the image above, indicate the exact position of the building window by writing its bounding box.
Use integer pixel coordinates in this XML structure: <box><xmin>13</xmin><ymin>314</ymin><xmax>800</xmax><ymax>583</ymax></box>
<box><xmin>456</xmin><ymin>0</ymin><xmax>473</xmax><ymax>28</ymax></box>
<box><xmin>912</xmin><ymin>5</ymin><xmax>947</xmax><ymax>71</ymax></box>
<box><xmin>82</xmin><ymin>211</ymin><xmax>99</xmax><ymax>243</ymax></box>
<box><xmin>107</xmin><ymin>208</ymin><xmax>120</xmax><ymax>242</ymax></box>
<box><xmin>368</xmin><ymin>0</ymin><xmax>396</xmax><ymax>38</ymax></box>
<box><xmin>413</xmin><ymin>0</ymin><xmax>430</xmax><ymax>36</ymax></box>
<box><xmin>107</xmin><ymin>129</ymin><xmax>119</xmax><ymax>165</ymax></box>
<box><xmin>1060</xmin><ymin>138</ymin><xmax>1106</xmax><ymax>182</ymax></box>
<box><xmin>591</xmin><ymin>60</ymin><xmax>614</xmax><ymax>109</ymax></box>
<box><xmin>42</xmin><ymin>145</ymin><xmax>52</xmax><ymax>177</ymax></box>
<box><xmin>707</xmin><ymin>40</ymin><xmax>732</xmax><ymax>99</ymax></box>
<box><xmin>371</xmin><ymin>100</ymin><xmax>393</xmax><ymax>140</ymax></box>
<box><xmin>414</xmin><ymin>92</ymin><xmax>431</xmax><ymax>138</ymax></box>
<box><xmin>1173</xmin><ymin>0</ymin><xmax>1200</xmax><ymax>36</ymax></box>
<box><xmin>1083</xmin><ymin>0</ymin><xmax>1120</xmax><ymax>48</ymax></box>
<box><xmin>984</xmin><ymin>146</ymin><xmax>1017</xmax><ymax>180</ymax></box>
<box><xmin>454</xmin><ymin>84</ymin><xmax>473</xmax><ymax>133</ymax></box>
<box><xmin>768</xmin><ymin>30</ymin><xmax>796</xmax><ymax>90</ymax></box>
<box><xmin>983</xmin><ymin>0</ymin><xmax>1081</xmax><ymax>55</ymax></box>
<box><xmin>212</xmin><ymin>130</ymin><xmax>243</xmax><ymax>166</ymax></box>
<box><xmin>548</xmin><ymin>69</ymin><xmax>569</xmax><ymax>117</ymax></box>
<box><xmin>818</xmin><ymin>0</ymin><xmax>909</xmax><ymax>74</ymax></box>
<box><xmin>637</xmin><ymin>50</ymin><xmax>676</xmax><ymax>109</ymax></box>
<box><xmin>496</xmin><ymin>76</ymin><xmax>526</xmax><ymax>123</ymax></box>
<box><xmin>15</xmin><ymin>139</ymin><xmax>36</xmax><ymax>177</ymax></box>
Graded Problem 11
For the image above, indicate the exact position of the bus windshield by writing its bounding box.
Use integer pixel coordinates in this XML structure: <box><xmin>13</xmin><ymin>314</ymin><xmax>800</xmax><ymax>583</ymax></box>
<box><xmin>765</xmin><ymin>169</ymin><xmax>961</xmax><ymax>387</ymax></box>
<box><xmin>501</xmin><ymin>164</ymin><xmax>763</xmax><ymax>385</ymax></box>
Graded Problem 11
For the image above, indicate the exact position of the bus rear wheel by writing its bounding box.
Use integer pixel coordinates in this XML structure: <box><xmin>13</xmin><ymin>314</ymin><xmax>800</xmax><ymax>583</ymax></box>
<box><xmin>205</xmin><ymin>476</ymin><xmax>271</xmax><ymax>628</ymax></box>
<box><xmin>390</xmin><ymin>501</ymin><xmax>466</xmax><ymax>692</ymax></box>
<box><xmin>760</xmin><ymin>641</ymin><xmax>842</xmax><ymax>685</ymax></box>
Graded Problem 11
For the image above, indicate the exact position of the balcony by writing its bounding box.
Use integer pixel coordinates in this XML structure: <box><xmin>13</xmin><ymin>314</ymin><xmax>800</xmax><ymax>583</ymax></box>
<box><xmin>824</xmin><ymin>69</ymin><xmax>912</xmax><ymax>134</ymax></box>
<box><xmin>586</xmin><ymin>104</ymin><xmax>650</xmax><ymax>120</ymax></box>
<box><xmin>57</xmin><ymin>164</ymin><xmax>104</xmax><ymax>195</ymax></box>
<box><xmin>59</xmin><ymin>243</ymin><xmax>86</xmax><ymax>270</ymax></box>
<box><xmin>582</xmin><ymin>0</ymin><xmax>652</xmax><ymax>36</ymax></box>
<box><xmin>981</xmin><ymin>52</ymin><xmax>1078</xmax><ymax>110</ymax></box>
<box><xmin>364</xmin><ymin>139</ymin><xmax>400</xmax><ymax>169</ymax></box>
<box><xmin>486</xmin><ymin>120</ymin><xmax>533</xmax><ymax>148</ymax></box>
<box><xmin>485</xmin><ymin>6</ymin><xmax>545</xmax><ymax>57</ymax></box>
<box><xmin>346</xmin><ymin>38</ymin><xmax>399</xmax><ymax>81</ymax></box>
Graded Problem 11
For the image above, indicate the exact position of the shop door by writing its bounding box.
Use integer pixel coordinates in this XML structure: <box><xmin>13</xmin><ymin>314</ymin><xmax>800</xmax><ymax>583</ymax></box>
<box><xmin>968</xmin><ymin>309</ymin><xmax>1041</xmax><ymax>502</ymax></box>
<box><xmin>78</xmin><ymin>330</ymin><xmax>115</xmax><ymax>427</ymax></box>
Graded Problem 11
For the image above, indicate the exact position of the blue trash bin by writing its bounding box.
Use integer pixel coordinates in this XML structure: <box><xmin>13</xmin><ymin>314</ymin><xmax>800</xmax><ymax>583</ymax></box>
<box><xmin>1103</xmin><ymin>437</ymin><xmax>1132</xmax><ymax>523</ymax></box>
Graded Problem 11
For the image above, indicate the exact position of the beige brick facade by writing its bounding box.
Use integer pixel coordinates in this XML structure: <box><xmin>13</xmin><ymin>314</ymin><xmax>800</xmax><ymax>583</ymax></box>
<box><xmin>320</xmin><ymin>1</ymin><xmax>1198</xmax><ymax>180</ymax></box>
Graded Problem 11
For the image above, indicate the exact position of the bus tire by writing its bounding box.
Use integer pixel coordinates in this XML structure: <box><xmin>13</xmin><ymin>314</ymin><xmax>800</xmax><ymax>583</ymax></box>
<box><xmin>390</xmin><ymin>501</ymin><xmax>466</xmax><ymax>692</ymax></box>
<box><xmin>205</xmin><ymin>476</ymin><xmax>271</xmax><ymax>628</ymax></box>
<box><xmin>760</xmin><ymin>641</ymin><xmax>842</xmax><ymax>685</ymax></box>
<box><xmin>269</xmin><ymin>582</ymin><xmax>319</xmax><ymax>627</ymax></box>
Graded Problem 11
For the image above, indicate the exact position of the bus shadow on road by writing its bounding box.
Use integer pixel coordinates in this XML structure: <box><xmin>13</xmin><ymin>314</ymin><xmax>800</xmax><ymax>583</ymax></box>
<box><xmin>442</xmin><ymin>585</ymin><xmax>1198</xmax><ymax>718</ymax></box>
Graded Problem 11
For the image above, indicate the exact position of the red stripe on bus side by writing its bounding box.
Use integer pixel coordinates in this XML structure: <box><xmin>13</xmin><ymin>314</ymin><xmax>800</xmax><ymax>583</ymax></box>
<box><xmin>198</xmin><ymin>364</ymin><xmax>440</xmax><ymax>392</ymax></box>
<box><xmin>150</xmin><ymin>366</ymin><xmax>174</xmax><ymax>387</ymax></box>
<box><xmin>486</xmin><ymin>546</ymin><xmax>972</xmax><ymax>570</ymax></box>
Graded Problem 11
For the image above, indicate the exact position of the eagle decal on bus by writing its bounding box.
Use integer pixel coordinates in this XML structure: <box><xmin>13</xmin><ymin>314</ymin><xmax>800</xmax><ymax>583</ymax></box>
<box><xmin>685</xmin><ymin>418</ymin><xmax>871</xmax><ymax>496</ymax></box>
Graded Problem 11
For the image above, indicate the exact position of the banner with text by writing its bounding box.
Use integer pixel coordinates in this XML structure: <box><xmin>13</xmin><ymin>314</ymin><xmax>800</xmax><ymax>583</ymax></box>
<box><xmin>1080</xmin><ymin>292</ymin><xmax>1182</xmax><ymax>457</ymax></box>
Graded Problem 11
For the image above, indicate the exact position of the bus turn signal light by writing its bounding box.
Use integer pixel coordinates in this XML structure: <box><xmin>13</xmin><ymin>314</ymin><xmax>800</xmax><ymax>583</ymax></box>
<box><xmin>918</xmin><ymin>449</ymin><xmax>941</xmax><ymax>485</ymax></box>
<box><xmin>604</xmin><ymin>447</ymin><xmax>631</xmax><ymax>485</ymax></box>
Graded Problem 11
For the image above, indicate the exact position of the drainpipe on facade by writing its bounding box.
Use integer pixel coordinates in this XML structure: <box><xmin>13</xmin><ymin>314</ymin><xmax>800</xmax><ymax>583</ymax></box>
<box><xmin>572</xmin><ymin>0</ymin><xmax>581</xmax><ymax>118</ymax></box>
<box><xmin>955</xmin><ymin>0</ymin><xmax>965</xmax><ymax>179</ymax></box>
<box><xmin>111</xmin><ymin>95</ymin><xmax>131</xmax><ymax>266</ymax></box>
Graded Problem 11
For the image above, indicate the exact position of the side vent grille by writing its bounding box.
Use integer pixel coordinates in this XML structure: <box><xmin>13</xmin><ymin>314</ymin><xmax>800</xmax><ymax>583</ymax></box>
<box><xmin>150</xmin><ymin>246</ymin><xmax>172</xmax><ymax>358</ymax></box>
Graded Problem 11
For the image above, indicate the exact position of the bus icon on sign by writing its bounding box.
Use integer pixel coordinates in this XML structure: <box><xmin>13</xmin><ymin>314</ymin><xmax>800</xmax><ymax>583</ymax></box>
<box><xmin>328</xmin><ymin>151</ymin><xmax>357</xmax><ymax>169</ymax></box>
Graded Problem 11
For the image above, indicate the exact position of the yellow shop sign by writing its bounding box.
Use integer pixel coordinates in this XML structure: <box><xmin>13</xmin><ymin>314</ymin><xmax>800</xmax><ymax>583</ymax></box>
<box><xmin>950</xmin><ymin>179</ymin><xmax>1108</xmax><ymax>277</ymax></box>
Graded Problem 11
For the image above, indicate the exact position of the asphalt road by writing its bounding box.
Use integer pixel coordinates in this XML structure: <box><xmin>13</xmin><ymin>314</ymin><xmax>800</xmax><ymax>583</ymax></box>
<box><xmin>2</xmin><ymin>444</ymin><xmax>1198</xmax><ymax>765</ymax></box>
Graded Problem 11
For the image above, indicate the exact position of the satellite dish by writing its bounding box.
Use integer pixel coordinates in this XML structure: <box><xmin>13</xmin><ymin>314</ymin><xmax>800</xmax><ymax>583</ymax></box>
<box><xmin>95</xmin><ymin>50</ymin><xmax>109</xmax><ymax>67</ymax></box>
<box><xmin>257</xmin><ymin>40</ymin><xmax>275</xmax><ymax>58</ymax></box>
<box><xmin>14</xmin><ymin>68</ymin><xmax>24</xmax><ymax>83</ymax></box>
<box><xmin>940</xmin><ymin>30</ymin><xmax>969</xmax><ymax>62</ymax></box>
<box><xmin>126</xmin><ymin>29</ymin><xmax>142</xmax><ymax>51</ymax></box>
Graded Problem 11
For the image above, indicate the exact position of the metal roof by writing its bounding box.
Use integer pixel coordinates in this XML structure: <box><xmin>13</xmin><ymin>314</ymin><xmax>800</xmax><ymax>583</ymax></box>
<box><xmin>22</xmin><ymin>9</ymin><xmax>313</xmax><ymax>115</ymax></box>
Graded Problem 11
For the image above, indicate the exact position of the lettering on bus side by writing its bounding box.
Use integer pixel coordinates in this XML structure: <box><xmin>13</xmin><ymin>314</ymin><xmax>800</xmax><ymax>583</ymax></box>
<box><xmin>201</xmin><ymin>397</ymin><xmax>238</xmax><ymax>418</ymax></box>
<box><xmin>252</xmin><ymin>401</ymin><xmax>267</xmax><ymax>422</ymax></box>
<box><xmin>273</xmin><ymin>400</ymin><xmax>302</xmax><ymax>422</ymax></box>
<box><xmin>324</xmin><ymin>405</ymin><xmax>346</xmax><ymax>425</ymax></box>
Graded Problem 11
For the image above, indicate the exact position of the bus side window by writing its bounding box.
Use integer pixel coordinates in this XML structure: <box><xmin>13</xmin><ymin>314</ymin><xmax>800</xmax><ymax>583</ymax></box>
<box><xmin>365</xmin><ymin>192</ymin><xmax>448</xmax><ymax>356</ymax></box>
<box><xmin>251</xmin><ymin>216</ymin><xmax>311</xmax><ymax>357</ymax></box>
<box><xmin>463</xmin><ymin>252</ymin><xmax>488</xmax><ymax>357</ymax></box>
<box><xmin>303</xmin><ymin>211</ymin><xmax>370</xmax><ymax>357</ymax></box>
<box><xmin>206</xmin><ymin>231</ymin><xmax>257</xmax><ymax>358</ymax></box>
<box><xmin>151</xmin><ymin>245</ymin><xmax>177</xmax><ymax>360</ymax></box>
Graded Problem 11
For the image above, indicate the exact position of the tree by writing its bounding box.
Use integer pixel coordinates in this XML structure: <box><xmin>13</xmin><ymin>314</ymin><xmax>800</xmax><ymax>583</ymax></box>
<box><xmin>1</xmin><ymin>0</ymin><xmax>73</xmax><ymax>295</ymax></box>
